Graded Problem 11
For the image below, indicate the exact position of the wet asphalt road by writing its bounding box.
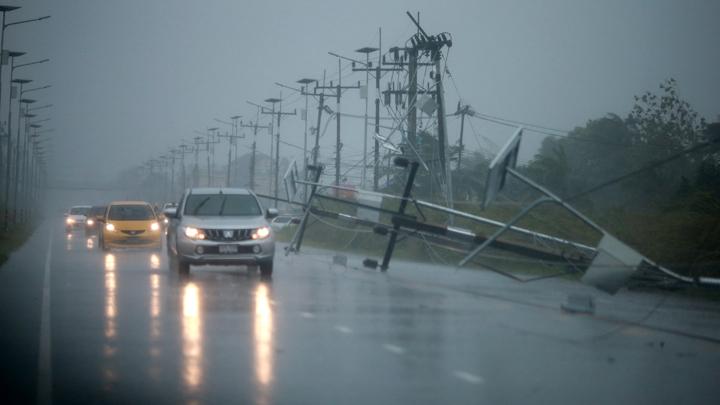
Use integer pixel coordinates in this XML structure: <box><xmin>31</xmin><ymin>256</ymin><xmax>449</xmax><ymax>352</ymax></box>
<box><xmin>1</xmin><ymin>220</ymin><xmax>720</xmax><ymax>404</ymax></box>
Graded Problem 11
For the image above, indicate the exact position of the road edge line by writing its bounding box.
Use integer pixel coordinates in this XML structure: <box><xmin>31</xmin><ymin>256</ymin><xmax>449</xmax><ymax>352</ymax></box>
<box><xmin>36</xmin><ymin>231</ymin><xmax>53</xmax><ymax>405</ymax></box>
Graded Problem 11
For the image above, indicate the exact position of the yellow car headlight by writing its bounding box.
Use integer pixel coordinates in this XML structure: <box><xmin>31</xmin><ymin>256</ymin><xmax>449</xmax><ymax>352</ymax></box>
<box><xmin>105</xmin><ymin>223</ymin><xmax>116</xmax><ymax>232</ymax></box>
<box><xmin>251</xmin><ymin>226</ymin><xmax>271</xmax><ymax>240</ymax></box>
<box><xmin>150</xmin><ymin>222</ymin><xmax>160</xmax><ymax>231</ymax></box>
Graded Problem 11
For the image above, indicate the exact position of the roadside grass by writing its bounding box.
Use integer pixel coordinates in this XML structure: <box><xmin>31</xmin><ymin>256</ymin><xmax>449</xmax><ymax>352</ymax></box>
<box><xmin>0</xmin><ymin>225</ymin><xmax>34</xmax><ymax>266</ymax></box>
<box><xmin>274</xmin><ymin>211</ymin><xmax>584</xmax><ymax>282</ymax></box>
<box><xmin>277</xmin><ymin>193</ymin><xmax>720</xmax><ymax>283</ymax></box>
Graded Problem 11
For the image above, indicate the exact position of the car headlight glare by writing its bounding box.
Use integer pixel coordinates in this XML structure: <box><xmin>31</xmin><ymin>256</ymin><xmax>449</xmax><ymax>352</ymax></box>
<box><xmin>87</xmin><ymin>219</ymin><xmax>94</xmax><ymax>226</ymax></box>
<box><xmin>184</xmin><ymin>226</ymin><xmax>205</xmax><ymax>240</ymax></box>
<box><xmin>251</xmin><ymin>226</ymin><xmax>271</xmax><ymax>240</ymax></box>
<box><xmin>105</xmin><ymin>223</ymin><xmax>115</xmax><ymax>232</ymax></box>
<box><xmin>150</xmin><ymin>222</ymin><xmax>160</xmax><ymax>231</ymax></box>
<box><xmin>66</xmin><ymin>218</ymin><xmax>75</xmax><ymax>224</ymax></box>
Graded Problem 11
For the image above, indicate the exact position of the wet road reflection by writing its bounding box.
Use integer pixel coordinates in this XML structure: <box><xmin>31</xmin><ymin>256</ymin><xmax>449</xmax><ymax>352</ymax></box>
<box><xmin>182</xmin><ymin>282</ymin><xmax>203</xmax><ymax>392</ymax></box>
<box><xmin>103</xmin><ymin>253</ymin><xmax>118</xmax><ymax>391</ymax></box>
<box><xmin>253</xmin><ymin>282</ymin><xmax>274</xmax><ymax>404</ymax></box>
<box><xmin>150</xmin><ymin>274</ymin><xmax>161</xmax><ymax>337</ymax></box>
<box><xmin>86</xmin><ymin>237</ymin><xmax>95</xmax><ymax>250</ymax></box>
<box><xmin>150</xmin><ymin>254</ymin><xmax>160</xmax><ymax>270</ymax></box>
<box><xmin>37</xmin><ymin>224</ymin><xmax>720</xmax><ymax>405</ymax></box>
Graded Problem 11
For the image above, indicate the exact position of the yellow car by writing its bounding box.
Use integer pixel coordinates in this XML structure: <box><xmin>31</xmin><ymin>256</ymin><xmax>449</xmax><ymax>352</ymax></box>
<box><xmin>99</xmin><ymin>201</ymin><xmax>162</xmax><ymax>251</ymax></box>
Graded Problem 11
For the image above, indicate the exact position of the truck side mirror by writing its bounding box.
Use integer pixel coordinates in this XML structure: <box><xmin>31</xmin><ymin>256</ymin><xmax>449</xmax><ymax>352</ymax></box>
<box><xmin>266</xmin><ymin>208</ymin><xmax>279</xmax><ymax>219</ymax></box>
<box><xmin>163</xmin><ymin>207</ymin><xmax>178</xmax><ymax>219</ymax></box>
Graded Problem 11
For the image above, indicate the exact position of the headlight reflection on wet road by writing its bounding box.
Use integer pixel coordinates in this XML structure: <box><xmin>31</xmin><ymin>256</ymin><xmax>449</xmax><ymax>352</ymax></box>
<box><xmin>104</xmin><ymin>254</ymin><xmax>117</xmax><ymax>336</ymax></box>
<box><xmin>150</xmin><ymin>254</ymin><xmax>160</xmax><ymax>270</ymax></box>
<box><xmin>253</xmin><ymin>282</ymin><xmax>274</xmax><ymax>404</ymax></box>
<box><xmin>182</xmin><ymin>282</ymin><xmax>203</xmax><ymax>391</ymax></box>
<box><xmin>103</xmin><ymin>253</ymin><xmax>118</xmax><ymax>390</ymax></box>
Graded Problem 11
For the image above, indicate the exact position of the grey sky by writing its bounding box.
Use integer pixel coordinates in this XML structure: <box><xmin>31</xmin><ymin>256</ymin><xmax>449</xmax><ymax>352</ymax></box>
<box><xmin>8</xmin><ymin>0</ymin><xmax>720</xmax><ymax>185</ymax></box>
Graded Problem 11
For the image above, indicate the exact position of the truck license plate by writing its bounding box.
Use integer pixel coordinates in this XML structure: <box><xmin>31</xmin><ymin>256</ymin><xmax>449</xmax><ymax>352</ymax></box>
<box><xmin>219</xmin><ymin>245</ymin><xmax>238</xmax><ymax>254</ymax></box>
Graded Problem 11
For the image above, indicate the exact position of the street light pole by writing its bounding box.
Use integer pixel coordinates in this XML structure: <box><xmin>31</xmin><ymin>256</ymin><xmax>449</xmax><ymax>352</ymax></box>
<box><xmin>0</xmin><ymin>10</ymin><xmax>50</xmax><ymax>176</ymax></box>
<box><xmin>1</xmin><ymin>51</ymin><xmax>22</xmax><ymax>227</ymax></box>
<box><xmin>0</xmin><ymin>6</ymin><xmax>19</xmax><ymax>173</ymax></box>
<box><xmin>16</xmin><ymin>85</ymin><xmax>49</xmax><ymax>222</ymax></box>
<box><xmin>2</xmin><ymin>57</ymin><xmax>49</xmax><ymax>225</ymax></box>
<box><xmin>13</xmin><ymin>97</ymin><xmax>34</xmax><ymax>223</ymax></box>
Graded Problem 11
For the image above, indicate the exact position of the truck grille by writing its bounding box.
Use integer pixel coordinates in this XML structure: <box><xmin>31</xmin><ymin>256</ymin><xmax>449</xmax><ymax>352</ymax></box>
<box><xmin>202</xmin><ymin>229</ymin><xmax>253</xmax><ymax>242</ymax></box>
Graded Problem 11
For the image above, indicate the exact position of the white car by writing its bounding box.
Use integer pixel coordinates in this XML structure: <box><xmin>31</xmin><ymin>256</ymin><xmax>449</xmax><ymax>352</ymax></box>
<box><xmin>65</xmin><ymin>205</ymin><xmax>92</xmax><ymax>233</ymax></box>
<box><xmin>270</xmin><ymin>215</ymin><xmax>300</xmax><ymax>231</ymax></box>
<box><xmin>164</xmin><ymin>188</ymin><xmax>278</xmax><ymax>277</ymax></box>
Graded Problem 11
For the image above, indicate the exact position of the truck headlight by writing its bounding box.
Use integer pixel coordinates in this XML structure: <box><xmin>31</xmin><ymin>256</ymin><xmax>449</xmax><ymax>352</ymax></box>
<box><xmin>184</xmin><ymin>226</ymin><xmax>205</xmax><ymax>240</ymax></box>
<box><xmin>87</xmin><ymin>219</ymin><xmax>95</xmax><ymax>226</ymax></box>
<box><xmin>251</xmin><ymin>226</ymin><xmax>271</xmax><ymax>240</ymax></box>
<box><xmin>66</xmin><ymin>218</ymin><xmax>75</xmax><ymax>225</ymax></box>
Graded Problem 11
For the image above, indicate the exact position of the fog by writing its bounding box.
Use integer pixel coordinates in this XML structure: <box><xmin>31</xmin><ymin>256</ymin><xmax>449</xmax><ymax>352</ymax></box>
<box><xmin>7</xmin><ymin>0</ymin><xmax>720</xmax><ymax>188</ymax></box>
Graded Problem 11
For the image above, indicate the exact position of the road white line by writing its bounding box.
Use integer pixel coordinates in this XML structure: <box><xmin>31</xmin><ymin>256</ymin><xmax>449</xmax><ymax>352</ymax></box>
<box><xmin>36</xmin><ymin>233</ymin><xmax>54</xmax><ymax>405</ymax></box>
<box><xmin>382</xmin><ymin>344</ymin><xmax>406</xmax><ymax>355</ymax></box>
<box><xmin>453</xmin><ymin>370</ymin><xmax>485</xmax><ymax>385</ymax></box>
<box><xmin>300</xmin><ymin>312</ymin><xmax>316</xmax><ymax>319</ymax></box>
<box><xmin>334</xmin><ymin>325</ymin><xmax>353</xmax><ymax>334</ymax></box>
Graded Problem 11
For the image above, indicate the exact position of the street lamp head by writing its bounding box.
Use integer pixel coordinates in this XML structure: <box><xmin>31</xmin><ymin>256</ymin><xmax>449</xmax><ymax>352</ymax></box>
<box><xmin>8</xmin><ymin>51</ymin><xmax>25</xmax><ymax>58</ymax></box>
<box><xmin>230</xmin><ymin>115</ymin><xmax>241</xmax><ymax>120</ymax></box>
<box><xmin>207</xmin><ymin>127</ymin><xmax>218</xmax><ymax>132</ymax></box>
<box><xmin>12</xmin><ymin>78</ymin><xmax>32</xmax><ymax>84</ymax></box>
<box><xmin>30</xmin><ymin>124</ymin><xmax>42</xmax><ymax>128</ymax></box>
<box><xmin>0</xmin><ymin>6</ymin><xmax>20</xmax><ymax>12</ymax></box>
<box><xmin>356</xmin><ymin>47</ymin><xmax>379</xmax><ymax>54</ymax></box>
<box><xmin>265</xmin><ymin>98</ymin><xmax>281</xmax><ymax>104</ymax></box>
<box><xmin>297</xmin><ymin>78</ymin><xmax>316</xmax><ymax>84</ymax></box>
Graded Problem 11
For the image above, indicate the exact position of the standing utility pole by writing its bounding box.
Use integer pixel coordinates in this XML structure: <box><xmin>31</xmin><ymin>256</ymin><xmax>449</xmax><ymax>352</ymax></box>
<box><xmin>354</xmin><ymin>46</ymin><xmax>379</xmax><ymax>189</ymax></box>
<box><xmin>192</xmin><ymin>136</ymin><xmax>207</xmax><ymax>187</ymax></box>
<box><xmin>177</xmin><ymin>144</ymin><xmax>194</xmax><ymax>193</ymax></box>
<box><xmin>454</xmin><ymin>102</ymin><xmax>472</xmax><ymax>170</ymax></box>
<box><xmin>206</xmin><ymin>128</ymin><xmax>219</xmax><ymax>186</ymax></box>
<box><xmin>378</xmin><ymin>13</ymin><xmax>454</xmax><ymax>212</ymax></box>
<box><xmin>260</xmin><ymin>96</ymin><xmax>296</xmax><ymax>207</ymax></box>
<box><xmin>215</xmin><ymin>115</ymin><xmax>242</xmax><ymax>187</ymax></box>
<box><xmin>216</xmin><ymin>129</ymin><xmax>245</xmax><ymax>187</ymax></box>
<box><xmin>352</xmin><ymin>29</ymin><xmax>414</xmax><ymax>190</ymax></box>
<box><xmin>316</xmin><ymin>58</ymin><xmax>361</xmax><ymax>187</ymax></box>
<box><xmin>239</xmin><ymin>108</ymin><xmax>271</xmax><ymax>191</ymax></box>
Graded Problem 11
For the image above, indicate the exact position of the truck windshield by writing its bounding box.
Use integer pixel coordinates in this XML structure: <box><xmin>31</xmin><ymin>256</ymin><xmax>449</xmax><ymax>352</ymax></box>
<box><xmin>69</xmin><ymin>207</ymin><xmax>90</xmax><ymax>215</ymax></box>
<box><xmin>184</xmin><ymin>194</ymin><xmax>262</xmax><ymax>216</ymax></box>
